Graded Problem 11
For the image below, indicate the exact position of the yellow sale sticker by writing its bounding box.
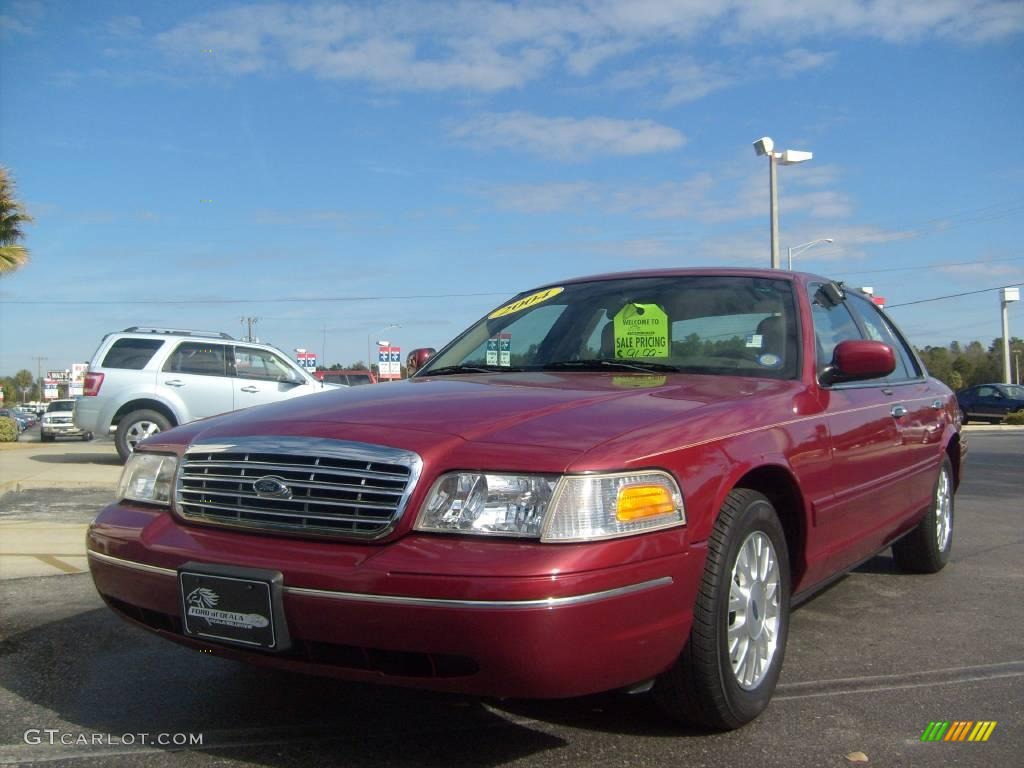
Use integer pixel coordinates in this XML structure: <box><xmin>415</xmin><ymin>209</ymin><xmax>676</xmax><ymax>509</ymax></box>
<box><xmin>488</xmin><ymin>287</ymin><xmax>564</xmax><ymax>319</ymax></box>
<box><xmin>613</xmin><ymin>303</ymin><xmax>669</xmax><ymax>358</ymax></box>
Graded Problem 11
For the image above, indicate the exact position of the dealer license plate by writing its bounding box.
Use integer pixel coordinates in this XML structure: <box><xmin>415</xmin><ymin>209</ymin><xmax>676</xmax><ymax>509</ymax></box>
<box><xmin>180</xmin><ymin>570</ymin><xmax>278</xmax><ymax>649</ymax></box>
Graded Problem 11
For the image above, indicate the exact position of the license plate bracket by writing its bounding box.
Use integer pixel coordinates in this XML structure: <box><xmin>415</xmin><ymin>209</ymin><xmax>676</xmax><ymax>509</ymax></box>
<box><xmin>178</xmin><ymin>562</ymin><xmax>291</xmax><ymax>651</ymax></box>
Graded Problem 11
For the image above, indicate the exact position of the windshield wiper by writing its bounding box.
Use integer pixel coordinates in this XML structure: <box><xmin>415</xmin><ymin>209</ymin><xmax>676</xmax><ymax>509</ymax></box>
<box><xmin>541</xmin><ymin>360</ymin><xmax>681</xmax><ymax>374</ymax></box>
<box><xmin>423</xmin><ymin>364</ymin><xmax>524</xmax><ymax>376</ymax></box>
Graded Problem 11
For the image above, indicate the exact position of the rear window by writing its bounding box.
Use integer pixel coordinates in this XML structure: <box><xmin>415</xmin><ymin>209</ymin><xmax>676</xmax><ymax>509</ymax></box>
<box><xmin>101</xmin><ymin>338</ymin><xmax>165</xmax><ymax>370</ymax></box>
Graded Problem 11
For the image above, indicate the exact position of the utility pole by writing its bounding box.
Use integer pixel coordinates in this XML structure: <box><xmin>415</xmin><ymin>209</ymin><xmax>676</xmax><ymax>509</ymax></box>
<box><xmin>322</xmin><ymin>325</ymin><xmax>328</xmax><ymax>370</ymax></box>
<box><xmin>32</xmin><ymin>356</ymin><xmax>47</xmax><ymax>398</ymax></box>
<box><xmin>240</xmin><ymin>316</ymin><xmax>259</xmax><ymax>342</ymax></box>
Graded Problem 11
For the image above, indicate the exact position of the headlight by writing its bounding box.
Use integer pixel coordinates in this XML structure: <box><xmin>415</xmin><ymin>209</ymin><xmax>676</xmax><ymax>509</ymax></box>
<box><xmin>415</xmin><ymin>470</ymin><xmax>684</xmax><ymax>542</ymax></box>
<box><xmin>117</xmin><ymin>453</ymin><xmax>178</xmax><ymax>505</ymax></box>
<box><xmin>415</xmin><ymin>473</ymin><xmax>558</xmax><ymax>537</ymax></box>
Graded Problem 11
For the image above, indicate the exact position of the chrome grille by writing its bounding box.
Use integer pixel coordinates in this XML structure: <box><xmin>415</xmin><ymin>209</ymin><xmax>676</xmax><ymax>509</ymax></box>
<box><xmin>175</xmin><ymin>437</ymin><xmax>422</xmax><ymax>539</ymax></box>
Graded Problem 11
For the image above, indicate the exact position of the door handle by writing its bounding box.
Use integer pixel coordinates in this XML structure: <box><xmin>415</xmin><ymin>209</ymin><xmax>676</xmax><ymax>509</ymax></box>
<box><xmin>240</xmin><ymin>385</ymin><xmax>259</xmax><ymax>393</ymax></box>
<box><xmin>164</xmin><ymin>379</ymin><xmax>185</xmax><ymax>387</ymax></box>
<box><xmin>891</xmin><ymin>405</ymin><xmax>908</xmax><ymax>419</ymax></box>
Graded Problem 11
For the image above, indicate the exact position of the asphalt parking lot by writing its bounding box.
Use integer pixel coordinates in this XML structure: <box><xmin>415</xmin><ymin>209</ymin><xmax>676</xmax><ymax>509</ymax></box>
<box><xmin>0</xmin><ymin>429</ymin><xmax>1020</xmax><ymax>767</ymax></box>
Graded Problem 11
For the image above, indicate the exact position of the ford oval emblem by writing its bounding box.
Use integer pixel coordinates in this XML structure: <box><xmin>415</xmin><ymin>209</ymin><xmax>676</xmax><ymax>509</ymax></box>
<box><xmin>253</xmin><ymin>475</ymin><xmax>293</xmax><ymax>500</ymax></box>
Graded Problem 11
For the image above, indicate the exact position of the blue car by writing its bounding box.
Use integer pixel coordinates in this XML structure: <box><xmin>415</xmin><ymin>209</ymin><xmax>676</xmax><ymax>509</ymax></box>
<box><xmin>956</xmin><ymin>383</ymin><xmax>1024</xmax><ymax>424</ymax></box>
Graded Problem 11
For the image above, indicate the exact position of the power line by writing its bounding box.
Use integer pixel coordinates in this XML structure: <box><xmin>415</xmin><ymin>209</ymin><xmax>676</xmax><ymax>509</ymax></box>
<box><xmin>886</xmin><ymin>283</ymin><xmax>1023</xmax><ymax>309</ymax></box>
<box><xmin>0</xmin><ymin>291</ymin><xmax>513</xmax><ymax>306</ymax></box>
<box><xmin>834</xmin><ymin>254</ymin><xmax>1024</xmax><ymax>277</ymax></box>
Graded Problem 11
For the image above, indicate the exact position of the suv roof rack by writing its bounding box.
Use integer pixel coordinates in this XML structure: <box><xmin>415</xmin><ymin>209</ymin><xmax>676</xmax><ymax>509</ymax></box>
<box><xmin>122</xmin><ymin>327</ymin><xmax>234</xmax><ymax>340</ymax></box>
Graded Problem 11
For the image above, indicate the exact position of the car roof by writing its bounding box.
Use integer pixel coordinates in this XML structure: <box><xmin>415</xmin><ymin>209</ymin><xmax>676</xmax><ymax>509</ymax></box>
<box><xmin>103</xmin><ymin>328</ymin><xmax>289</xmax><ymax>354</ymax></box>
<box><xmin>530</xmin><ymin>267</ymin><xmax>831</xmax><ymax>290</ymax></box>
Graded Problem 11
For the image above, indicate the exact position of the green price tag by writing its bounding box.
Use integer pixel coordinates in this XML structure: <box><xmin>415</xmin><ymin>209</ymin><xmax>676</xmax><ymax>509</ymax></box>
<box><xmin>613</xmin><ymin>303</ymin><xmax>669</xmax><ymax>358</ymax></box>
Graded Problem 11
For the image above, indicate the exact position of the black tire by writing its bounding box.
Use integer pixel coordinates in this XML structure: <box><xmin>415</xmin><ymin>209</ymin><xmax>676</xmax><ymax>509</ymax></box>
<box><xmin>891</xmin><ymin>456</ymin><xmax>954</xmax><ymax>574</ymax></box>
<box><xmin>654</xmin><ymin>489</ymin><xmax>791</xmax><ymax>730</ymax></box>
<box><xmin>40</xmin><ymin>433</ymin><xmax>53</xmax><ymax>442</ymax></box>
<box><xmin>115</xmin><ymin>410</ymin><xmax>171</xmax><ymax>462</ymax></box>
<box><xmin>82</xmin><ymin>432</ymin><xmax>94</xmax><ymax>442</ymax></box>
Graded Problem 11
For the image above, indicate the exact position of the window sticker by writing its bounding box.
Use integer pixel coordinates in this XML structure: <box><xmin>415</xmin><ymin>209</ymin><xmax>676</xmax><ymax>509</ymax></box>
<box><xmin>758</xmin><ymin>353</ymin><xmax>783</xmax><ymax>368</ymax></box>
<box><xmin>486</xmin><ymin>334</ymin><xmax>513</xmax><ymax>366</ymax></box>
<box><xmin>613</xmin><ymin>303</ymin><xmax>669</xmax><ymax>358</ymax></box>
<box><xmin>745</xmin><ymin>334</ymin><xmax>763</xmax><ymax>349</ymax></box>
<box><xmin>488</xmin><ymin>287</ymin><xmax>564</xmax><ymax>319</ymax></box>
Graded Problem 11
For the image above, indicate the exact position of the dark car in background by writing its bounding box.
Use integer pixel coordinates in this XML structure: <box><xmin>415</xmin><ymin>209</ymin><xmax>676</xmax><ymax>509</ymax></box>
<box><xmin>955</xmin><ymin>383</ymin><xmax>1024</xmax><ymax>424</ymax></box>
<box><xmin>313</xmin><ymin>369</ymin><xmax>375</xmax><ymax>386</ymax></box>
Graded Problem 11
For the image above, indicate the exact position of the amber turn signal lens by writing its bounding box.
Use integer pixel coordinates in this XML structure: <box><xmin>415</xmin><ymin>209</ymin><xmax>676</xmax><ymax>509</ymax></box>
<box><xmin>615</xmin><ymin>485</ymin><xmax>677</xmax><ymax>521</ymax></box>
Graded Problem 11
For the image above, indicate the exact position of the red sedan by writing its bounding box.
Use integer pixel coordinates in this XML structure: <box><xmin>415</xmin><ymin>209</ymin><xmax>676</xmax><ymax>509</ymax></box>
<box><xmin>88</xmin><ymin>269</ymin><xmax>963</xmax><ymax>730</ymax></box>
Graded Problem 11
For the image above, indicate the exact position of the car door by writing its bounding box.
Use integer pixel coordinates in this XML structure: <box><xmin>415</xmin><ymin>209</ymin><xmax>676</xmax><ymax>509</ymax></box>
<box><xmin>809</xmin><ymin>286</ymin><xmax>916</xmax><ymax>571</ymax></box>
<box><xmin>160</xmin><ymin>342</ymin><xmax>235</xmax><ymax>422</ymax></box>
<box><xmin>230</xmin><ymin>345</ymin><xmax>309</xmax><ymax>409</ymax></box>
<box><xmin>846</xmin><ymin>294</ymin><xmax>945</xmax><ymax>509</ymax></box>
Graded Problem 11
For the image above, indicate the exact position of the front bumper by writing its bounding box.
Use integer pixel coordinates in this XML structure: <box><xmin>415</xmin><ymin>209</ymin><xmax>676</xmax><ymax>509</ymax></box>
<box><xmin>88</xmin><ymin>503</ymin><xmax>704</xmax><ymax>699</ymax></box>
<box><xmin>42</xmin><ymin>422</ymin><xmax>85</xmax><ymax>437</ymax></box>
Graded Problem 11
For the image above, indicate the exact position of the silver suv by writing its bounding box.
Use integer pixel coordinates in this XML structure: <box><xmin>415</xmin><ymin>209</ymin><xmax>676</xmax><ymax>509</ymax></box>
<box><xmin>74</xmin><ymin>327</ymin><xmax>337</xmax><ymax>461</ymax></box>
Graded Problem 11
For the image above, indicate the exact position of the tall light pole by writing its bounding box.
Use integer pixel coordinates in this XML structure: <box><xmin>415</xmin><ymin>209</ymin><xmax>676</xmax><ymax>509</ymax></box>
<box><xmin>753</xmin><ymin>137</ymin><xmax>814</xmax><ymax>269</ymax></box>
<box><xmin>1000</xmin><ymin>287</ymin><xmax>1018</xmax><ymax>384</ymax></box>
<box><xmin>787</xmin><ymin>238</ymin><xmax>834</xmax><ymax>271</ymax></box>
<box><xmin>367</xmin><ymin>323</ymin><xmax>400</xmax><ymax>381</ymax></box>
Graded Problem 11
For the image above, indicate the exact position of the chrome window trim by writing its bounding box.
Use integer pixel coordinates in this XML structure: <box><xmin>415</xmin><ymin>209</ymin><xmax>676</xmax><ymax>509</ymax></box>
<box><xmin>87</xmin><ymin>550</ymin><xmax>672</xmax><ymax>610</ymax></box>
<box><xmin>174</xmin><ymin>436</ymin><xmax>423</xmax><ymax>541</ymax></box>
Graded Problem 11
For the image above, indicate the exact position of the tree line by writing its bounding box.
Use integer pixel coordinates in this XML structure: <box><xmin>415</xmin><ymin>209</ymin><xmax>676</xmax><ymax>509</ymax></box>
<box><xmin>915</xmin><ymin>337</ymin><xmax>1023</xmax><ymax>391</ymax></box>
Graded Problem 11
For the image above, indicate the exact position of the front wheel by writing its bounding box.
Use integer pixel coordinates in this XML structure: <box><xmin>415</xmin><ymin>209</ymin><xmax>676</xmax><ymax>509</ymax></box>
<box><xmin>654</xmin><ymin>488</ymin><xmax>791</xmax><ymax>730</ymax></box>
<box><xmin>891</xmin><ymin>456</ymin><xmax>954</xmax><ymax>573</ymax></box>
<box><xmin>115</xmin><ymin>410</ymin><xmax>171</xmax><ymax>462</ymax></box>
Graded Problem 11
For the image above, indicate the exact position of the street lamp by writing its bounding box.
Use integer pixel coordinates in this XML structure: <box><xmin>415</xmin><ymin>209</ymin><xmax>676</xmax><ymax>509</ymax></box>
<box><xmin>1000</xmin><ymin>287</ymin><xmax>1018</xmax><ymax>384</ymax></box>
<box><xmin>753</xmin><ymin>137</ymin><xmax>814</xmax><ymax>269</ymax></box>
<box><xmin>367</xmin><ymin>324</ymin><xmax>400</xmax><ymax>382</ymax></box>
<box><xmin>787</xmin><ymin>238</ymin><xmax>833</xmax><ymax>271</ymax></box>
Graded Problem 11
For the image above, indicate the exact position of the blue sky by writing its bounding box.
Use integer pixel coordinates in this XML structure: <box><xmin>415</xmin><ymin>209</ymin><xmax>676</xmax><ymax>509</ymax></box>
<box><xmin>2</xmin><ymin>0</ymin><xmax>1023</xmax><ymax>377</ymax></box>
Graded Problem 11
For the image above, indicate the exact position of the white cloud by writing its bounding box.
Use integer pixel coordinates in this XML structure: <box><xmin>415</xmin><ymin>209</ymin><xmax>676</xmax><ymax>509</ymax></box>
<box><xmin>153</xmin><ymin>1</ymin><xmax>1024</xmax><ymax>95</ymax></box>
<box><xmin>452</xmin><ymin>112</ymin><xmax>685</xmax><ymax>160</ymax></box>
<box><xmin>0</xmin><ymin>0</ymin><xmax>43</xmax><ymax>37</ymax></box>
<box><xmin>106</xmin><ymin>15</ymin><xmax>143</xmax><ymax>38</ymax></box>
<box><xmin>479</xmin><ymin>168</ymin><xmax>859</xmax><ymax>223</ymax></box>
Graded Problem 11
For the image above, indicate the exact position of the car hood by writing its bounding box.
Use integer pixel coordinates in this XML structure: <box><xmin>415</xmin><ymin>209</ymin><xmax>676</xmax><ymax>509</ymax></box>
<box><xmin>168</xmin><ymin>372</ymin><xmax>799</xmax><ymax>459</ymax></box>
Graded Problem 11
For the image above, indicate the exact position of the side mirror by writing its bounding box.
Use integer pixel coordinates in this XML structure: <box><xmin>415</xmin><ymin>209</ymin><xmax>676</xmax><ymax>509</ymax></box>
<box><xmin>406</xmin><ymin>348</ymin><xmax>436</xmax><ymax>377</ymax></box>
<box><xmin>821</xmin><ymin>340</ymin><xmax>895</xmax><ymax>386</ymax></box>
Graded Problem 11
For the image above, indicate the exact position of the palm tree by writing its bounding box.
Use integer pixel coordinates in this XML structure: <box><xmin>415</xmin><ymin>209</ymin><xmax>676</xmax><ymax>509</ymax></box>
<box><xmin>0</xmin><ymin>167</ymin><xmax>33</xmax><ymax>274</ymax></box>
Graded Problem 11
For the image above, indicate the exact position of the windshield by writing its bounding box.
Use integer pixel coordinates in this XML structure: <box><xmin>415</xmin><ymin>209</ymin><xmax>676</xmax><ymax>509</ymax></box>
<box><xmin>420</xmin><ymin>275</ymin><xmax>800</xmax><ymax>380</ymax></box>
<box><xmin>47</xmin><ymin>401</ymin><xmax>75</xmax><ymax>412</ymax></box>
<box><xmin>1001</xmin><ymin>384</ymin><xmax>1024</xmax><ymax>398</ymax></box>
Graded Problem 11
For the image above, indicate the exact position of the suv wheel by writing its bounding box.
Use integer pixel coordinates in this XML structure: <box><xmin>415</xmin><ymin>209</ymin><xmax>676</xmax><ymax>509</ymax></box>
<box><xmin>116</xmin><ymin>410</ymin><xmax>171</xmax><ymax>461</ymax></box>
